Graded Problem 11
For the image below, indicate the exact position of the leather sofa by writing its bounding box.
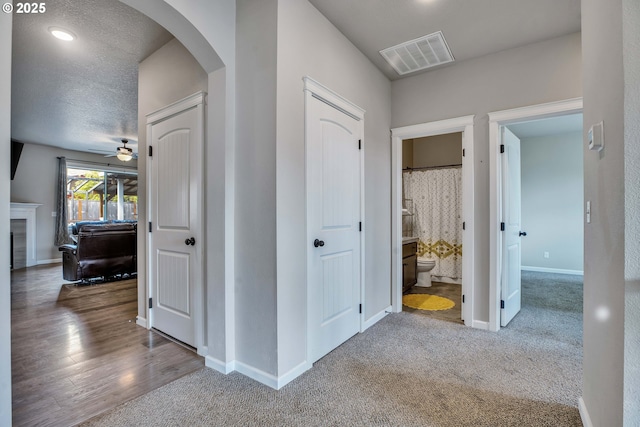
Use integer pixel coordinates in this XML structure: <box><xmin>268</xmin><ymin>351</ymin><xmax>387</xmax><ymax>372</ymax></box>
<box><xmin>59</xmin><ymin>222</ymin><xmax>137</xmax><ymax>282</ymax></box>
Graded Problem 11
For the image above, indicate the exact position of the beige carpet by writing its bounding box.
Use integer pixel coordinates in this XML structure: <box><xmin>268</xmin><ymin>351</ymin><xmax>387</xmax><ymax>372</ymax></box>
<box><xmin>83</xmin><ymin>271</ymin><xmax>583</xmax><ymax>426</ymax></box>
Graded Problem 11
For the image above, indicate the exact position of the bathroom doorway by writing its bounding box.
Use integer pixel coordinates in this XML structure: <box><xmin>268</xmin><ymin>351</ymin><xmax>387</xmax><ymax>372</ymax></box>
<box><xmin>401</xmin><ymin>133</ymin><xmax>464</xmax><ymax>324</ymax></box>
<box><xmin>391</xmin><ymin>115</ymin><xmax>476</xmax><ymax>328</ymax></box>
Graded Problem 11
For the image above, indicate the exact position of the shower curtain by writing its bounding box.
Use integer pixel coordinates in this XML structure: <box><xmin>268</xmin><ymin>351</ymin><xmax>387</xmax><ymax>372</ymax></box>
<box><xmin>403</xmin><ymin>167</ymin><xmax>462</xmax><ymax>282</ymax></box>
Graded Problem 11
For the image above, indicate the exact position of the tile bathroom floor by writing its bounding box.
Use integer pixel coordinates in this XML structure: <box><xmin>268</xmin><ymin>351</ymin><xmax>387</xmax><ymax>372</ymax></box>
<box><xmin>403</xmin><ymin>281</ymin><xmax>463</xmax><ymax>324</ymax></box>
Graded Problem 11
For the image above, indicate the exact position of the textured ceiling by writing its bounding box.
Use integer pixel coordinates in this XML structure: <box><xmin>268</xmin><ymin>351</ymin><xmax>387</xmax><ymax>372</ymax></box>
<box><xmin>308</xmin><ymin>0</ymin><xmax>581</xmax><ymax>80</ymax></box>
<box><xmin>11</xmin><ymin>0</ymin><xmax>173</xmax><ymax>155</ymax></box>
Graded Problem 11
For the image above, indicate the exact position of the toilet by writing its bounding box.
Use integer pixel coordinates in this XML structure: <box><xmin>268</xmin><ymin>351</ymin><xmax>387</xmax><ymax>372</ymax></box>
<box><xmin>416</xmin><ymin>257</ymin><xmax>436</xmax><ymax>287</ymax></box>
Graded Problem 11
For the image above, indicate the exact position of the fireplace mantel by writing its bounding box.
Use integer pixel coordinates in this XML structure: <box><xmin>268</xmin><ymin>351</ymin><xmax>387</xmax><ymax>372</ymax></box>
<box><xmin>10</xmin><ymin>203</ymin><xmax>42</xmax><ymax>267</ymax></box>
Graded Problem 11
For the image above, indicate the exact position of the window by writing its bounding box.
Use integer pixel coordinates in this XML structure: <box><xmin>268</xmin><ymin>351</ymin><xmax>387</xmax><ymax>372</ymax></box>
<box><xmin>67</xmin><ymin>166</ymin><xmax>138</xmax><ymax>224</ymax></box>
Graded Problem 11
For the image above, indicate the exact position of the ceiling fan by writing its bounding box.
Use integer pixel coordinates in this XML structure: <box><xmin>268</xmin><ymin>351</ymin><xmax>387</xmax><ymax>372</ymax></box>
<box><xmin>115</xmin><ymin>139</ymin><xmax>134</xmax><ymax>161</ymax></box>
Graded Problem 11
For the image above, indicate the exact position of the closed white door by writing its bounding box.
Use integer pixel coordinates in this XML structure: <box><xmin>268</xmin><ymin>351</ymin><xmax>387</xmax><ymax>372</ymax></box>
<box><xmin>148</xmin><ymin>95</ymin><xmax>204</xmax><ymax>348</ymax></box>
<box><xmin>500</xmin><ymin>126</ymin><xmax>522</xmax><ymax>327</ymax></box>
<box><xmin>307</xmin><ymin>92</ymin><xmax>362</xmax><ymax>364</ymax></box>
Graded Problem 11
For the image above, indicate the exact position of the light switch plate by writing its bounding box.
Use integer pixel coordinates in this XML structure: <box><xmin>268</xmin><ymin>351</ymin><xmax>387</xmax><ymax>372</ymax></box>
<box><xmin>588</xmin><ymin>121</ymin><xmax>604</xmax><ymax>151</ymax></box>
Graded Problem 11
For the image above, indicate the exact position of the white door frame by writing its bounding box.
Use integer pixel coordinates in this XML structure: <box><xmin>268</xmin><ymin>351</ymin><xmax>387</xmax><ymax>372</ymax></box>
<box><xmin>488</xmin><ymin>98</ymin><xmax>583</xmax><ymax>332</ymax></box>
<box><xmin>391</xmin><ymin>115</ymin><xmax>475</xmax><ymax>327</ymax></box>
<box><xmin>146</xmin><ymin>91</ymin><xmax>206</xmax><ymax>353</ymax></box>
<box><xmin>303</xmin><ymin>76</ymin><xmax>365</xmax><ymax>365</ymax></box>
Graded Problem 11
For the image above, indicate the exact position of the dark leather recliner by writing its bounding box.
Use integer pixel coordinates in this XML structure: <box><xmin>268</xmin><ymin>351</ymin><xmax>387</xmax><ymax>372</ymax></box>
<box><xmin>59</xmin><ymin>223</ymin><xmax>137</xmax><ymax>282</ymax></box>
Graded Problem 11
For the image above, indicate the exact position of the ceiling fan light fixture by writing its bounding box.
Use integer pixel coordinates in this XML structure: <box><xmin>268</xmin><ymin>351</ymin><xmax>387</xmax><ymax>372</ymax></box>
<box><xmin>116</xmin><ymin>139</ymin><xmax>133</xmax><ymax>161</ymax></box>
<box><xmin>49</xmin><ymin>27</ymin><xmax>76</xmax><ymax>42</ymax></box>
<box><xmin>117</xmin><ymin>151</ymin><xmax>133</xmax><ymax>162</ymax></box>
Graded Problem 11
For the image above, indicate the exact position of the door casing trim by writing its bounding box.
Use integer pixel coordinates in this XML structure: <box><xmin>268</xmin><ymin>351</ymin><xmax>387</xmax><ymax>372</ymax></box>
<box><xmin>146</xmin><ymin>91</ymin><xmax>207</xmax><ymax>354</ymax></box>
<box><xmin>488</xmin><ymin>97</ymin><xmax>583</xmax><ymax>332</ymax></box>
<box><xmin>303</xmin><ymin>76</ymin><xmax>365</xmax><ymax>367</ymax></box>
<box><xmin>391</xmin><ymin>115</ymin><xmax>475</xmax><ymax>326</ymax></box>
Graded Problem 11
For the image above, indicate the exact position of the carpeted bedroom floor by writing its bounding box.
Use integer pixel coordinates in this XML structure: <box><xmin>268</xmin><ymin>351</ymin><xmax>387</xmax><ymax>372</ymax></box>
<box><xmin>82</xmin><ymin>271</ymin><xmax>583</xmax><ymax>426</ymax></box>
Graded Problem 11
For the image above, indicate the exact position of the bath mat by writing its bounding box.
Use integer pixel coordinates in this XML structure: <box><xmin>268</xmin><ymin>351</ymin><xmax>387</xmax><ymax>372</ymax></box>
<box><xmin>402</xmin><ymin>293</ymin><xmax>455</xmax><ymax>311</ymax></box>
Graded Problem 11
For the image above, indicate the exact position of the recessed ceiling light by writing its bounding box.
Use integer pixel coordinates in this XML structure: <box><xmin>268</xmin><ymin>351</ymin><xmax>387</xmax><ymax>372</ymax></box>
<box><xmin>49</xmin><ymin>27</ymin><xmax>76</xmax><ymax>42</ymax></box>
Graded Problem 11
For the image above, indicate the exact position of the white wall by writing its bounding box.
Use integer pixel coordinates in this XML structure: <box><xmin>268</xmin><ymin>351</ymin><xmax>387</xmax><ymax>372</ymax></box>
<box><xmin>234</xmin><ymin>0</ymin><xmax>279</xmax><ymax>375</ymax></box>
<box><xmin>137</xmin><ymin>37</ymin><xmax>208</xmax><ymax>324</ymax></box>
<box><xmin>275</xmin><ymin>0</ymin><xmax>391</xmax><ymax>376</ymax></box>
<box><xmin>582</xmin><ymin>0</ymin><xmax>626</xmax><ymax>424</ymax></box>
<box><xmin>10</xmin><ymin>143</ymin><xmax>136</xmax><ymax>263</ymax></box>
<box><xmin>623</xmin><ymin>0</ymin><xmax>640</xmax><ymax>422</ymax></box>
<box><xmin>0</xmin><ymin>8</ymin><xmax>11</xmax><ymax>426</ymax></box>
<box><xmin>519</xmin><ymin>132</ymin><xmax>583</xmax><ymax>272</ymax></box>
<box><xmin>392</xmin><ymin>32</ymin><xmax>582</xmax><ymax>323</ymax></box>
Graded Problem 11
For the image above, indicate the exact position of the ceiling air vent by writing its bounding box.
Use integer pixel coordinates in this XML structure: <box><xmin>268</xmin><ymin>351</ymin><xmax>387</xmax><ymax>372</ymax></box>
<box><xmin>380</xmin><ymin>31</ymin><xmax>454</xmax><ymax>75</ymax></box>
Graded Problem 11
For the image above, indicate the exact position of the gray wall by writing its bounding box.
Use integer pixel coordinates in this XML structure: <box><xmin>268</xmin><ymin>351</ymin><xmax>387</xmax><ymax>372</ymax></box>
<box><xmin>519</xmin><ymin>132</ymin><xmax>583</xmax><ymax>272</ymax></box>
<box><xmin>411</xmin><ymin>133</ymin><xmax>462</xmax><ymax>168</ymax></box>
<box><xmin>0</xmin><ymin>9</ymin><xmax>11</xmax><ymax>424</ymax></box>
<box><xmin>392</xmin><ymin>32</ymin><xmax>582</xmax><ymax>323</ymax></box>
<box><xmin>235</xmin><ymin>0</ymin><xmax>279</xmax><ymax>375</ymax></box>
<box><xmin>623</xmin><ymin>0</ymin><xmax>640</xmax><ymax>421</ymax></box>
<box><xmin>137</xmin><ymin>37</ymin><xmax>208</xmax><ymax>322</ymax></box>
<box><xmin>275</xmin><ymin>0</ymin><xmax>391</xmax><ymax>375</ymax></box>
<box><xmin>10</xmin><ymin>143</ymin><xmax>136</xmax><ymax>262</ymax></box>
<box><xmin>581</xmin><ymin>0</ymin><xmax>625</xmax><ymax>424</ymax></box>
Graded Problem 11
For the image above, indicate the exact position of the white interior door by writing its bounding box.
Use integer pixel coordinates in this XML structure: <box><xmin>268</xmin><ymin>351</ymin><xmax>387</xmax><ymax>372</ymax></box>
<box><xmin>500</xmin><ymin>126</ymin><xmax>522</xmax><ymax>326</ymax></box>
<box><xmin>148</xmin><ymin>94</ymin><xmax>204</xmax><ymax>348</ymax></box>
<box><xmin>307</xmin><ymin>92</ymin><xmax>362</xmax><ymax>364</ymax></box>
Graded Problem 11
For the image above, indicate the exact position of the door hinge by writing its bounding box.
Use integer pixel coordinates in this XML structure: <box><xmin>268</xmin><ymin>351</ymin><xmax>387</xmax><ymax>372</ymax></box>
<box><xmin>149</xmin><ymin>297</ymin><xmax>153</xmax><ymax>309</ymax></box>
<box><xmin>462</xmin><ymin>148</ymin><xmax>466</xmax><ymax>157</ymax></box>
<box><xmin>358</xmin><ymin>139</ymin><xmax>362</xmax><ymax>150</ymax></box>
<box><xmin>462</xmin><ymin>295</ymin><xmax>465</xmax><ymax>303</ymax></box>
<box><xmin>359</xmin><ymin>304</ymin><xmax>362</xmax><ymax>314</ymax></box>
<box><xmin>149</xmin><ymin>221</ymin><xmax>152</xmax><ymax>232</ymax></box>
<box><xmin>359</xmin><ymin>222</ymin><xmax>362</xmax><ymax>232</ymax></box>
<box><xmin>500</xmin><ymin>222</ymin><xmax>505</xmax><ymax>231</ymax></box>
<box><xmin>500</xmin><ymin>144</ymin><xmax>505</xmax><ymax>154</ymax></box>
<box><xmin>462</xmin><ymin>221</ymin><xmax>466</xmax><ymax>230</ymax></box>
<box><xmin>500</xmin><ymin>300</ymin><xmax>505</xmax><ymax>309</ymax></box>
<box><xmin>149</xmin><ymin>146</ymin><xmax>153</xmax><ymax>157</ymax></box>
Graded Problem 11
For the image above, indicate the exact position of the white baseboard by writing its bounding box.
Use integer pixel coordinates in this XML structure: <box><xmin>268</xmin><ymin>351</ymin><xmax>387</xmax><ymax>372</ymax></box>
<box><xmin>578</xmin><ymin>397</ymin><xmax>593</xmax><ymax>427</ymax></box>
<box><xmin>205</xmin><ymin>355</ymin><xmax>236</xmax><ymax>374</ymax></box>
<box><xmin>472</xmin><ymin>320</ymin><xmax>490</xmax><ymax>330</ymax></box>
<box><xmin>521</xmin><ymin>266</ymin><xmax>583</xmax><ymax>276</ymax></box>
<box><xmin>136</xmin><ymin>316</ymin><xmax>148</xmax><ymax>328</ymax></box>
<box><xmin>233</xmin><ymin>360</ymin><xmax>310</xmax><ymax>390</ymax></box>
<box><xmin>362</xmin><ymin>305</ymin><xmax>391</xmax><ymax>332</ymax></box>
<box><xmin>37</xmin><ymin>258</ymin><xmax>62</xmax><ymax>265</ymax></box>
<box><xmin>234</xmin><ymin>361</ymin><xmax>279</xmax><ymax>389</ymax></box>
<box><xmin>275</xmin><ymin>361</ymin><xmax>311</xmax><ymax>389</ymax></box>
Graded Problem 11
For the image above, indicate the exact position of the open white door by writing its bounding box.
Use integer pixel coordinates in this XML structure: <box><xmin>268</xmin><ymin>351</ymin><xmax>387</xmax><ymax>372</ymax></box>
<box><xmin>306</xmin><ymin>79</ymin><xmax>363</xmax><ymax>364</ymax></box>
<box><xmin>500</xmin><ymin>126</ymin><xmax>523</xmax><ymax>327</ymax></box>
<box><xmin>147</xmin><ymin>93</ymin><xmax>204</xmax><ymax>349</ymax></box>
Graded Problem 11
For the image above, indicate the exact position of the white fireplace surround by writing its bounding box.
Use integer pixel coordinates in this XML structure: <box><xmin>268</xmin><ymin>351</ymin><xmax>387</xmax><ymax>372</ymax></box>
<box><xmin>10</xmin><ymin>203</ymin><xmax>41</xmax><ymax>267</ymax></box>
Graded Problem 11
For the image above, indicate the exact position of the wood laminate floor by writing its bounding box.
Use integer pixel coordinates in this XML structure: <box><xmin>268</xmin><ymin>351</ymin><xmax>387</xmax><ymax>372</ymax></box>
<box><xmin>404</xmin><ymin>281</ymin><xmax>464</xmax><ymax>324</ymax></box>
<box><xmin>11</xmin><ymin>264</ymin><xmax>204</xmax><ymax>427</ymax></box>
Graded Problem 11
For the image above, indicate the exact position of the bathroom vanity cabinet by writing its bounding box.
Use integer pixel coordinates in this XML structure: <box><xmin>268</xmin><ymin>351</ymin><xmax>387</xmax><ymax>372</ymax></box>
<box><xmin>402</xmin><ymin>240</ymin><xmax>418</xmax><ymax>292</ymax></box>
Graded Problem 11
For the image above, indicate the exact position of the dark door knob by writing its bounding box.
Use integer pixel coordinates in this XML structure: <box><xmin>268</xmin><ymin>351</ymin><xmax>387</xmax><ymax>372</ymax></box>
<box><xmin>185</xmin><ymin>237</ymin><xmax>196</xmax><ymax>246</ymax></box>
<box><xmin>519</xmin><ymin>231</ymin><xmax>527</xmax><ymax>237</ymax></box>
<box><xmin>313</xmin><ymin>239</ymin><xmax>325</xmax><ymax>248</ymax></box>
